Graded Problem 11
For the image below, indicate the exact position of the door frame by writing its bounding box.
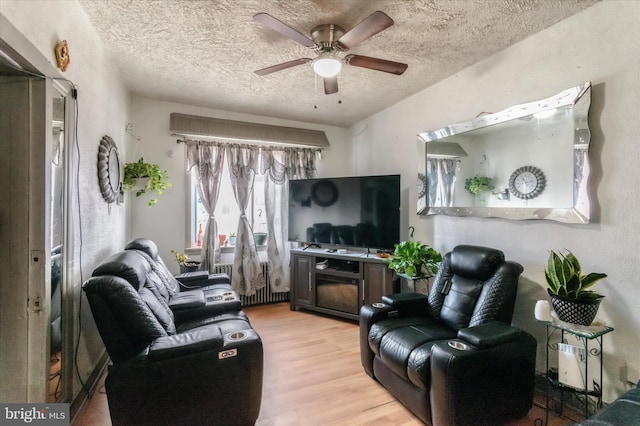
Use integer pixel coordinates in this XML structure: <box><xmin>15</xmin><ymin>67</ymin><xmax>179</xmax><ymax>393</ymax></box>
<box><xmin>0</xmin><ymin>14</ymin><xmax>75</xmax><ymax>403</ymax></box>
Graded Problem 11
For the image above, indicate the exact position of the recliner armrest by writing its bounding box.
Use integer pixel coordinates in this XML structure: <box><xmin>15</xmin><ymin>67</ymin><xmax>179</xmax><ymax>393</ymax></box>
<box><xmin>175</xmin><ymin>270</ymin><xmax>210</xmax><ymax>282</ymax></box>
<box><xmin>457</xmin><ymin>321</ymin><xmax>521</xmax><ymax>349</ymax></box>
<box><xmin>148</xmin><ymin>326</ymin><xmax>223</xmax><ymax>361</ymax></box>
<box><xmin>381</xmin><ymin>292</ymin><xmax>428</xmax><ymax>316</ymax></box>
<box><xmin>176</xmin><ymin>272</ymin><xmax>231</xmax><ymax>290</ymax></box>
<box><xmin>430</xmin><ymin>328</ymin><xmax>537</xmax><ymax>425</ymax></box>
<box><xmin>168</xmin><ymin>290</ymin><xmax>206</xmax><ymax>310</ymax></box>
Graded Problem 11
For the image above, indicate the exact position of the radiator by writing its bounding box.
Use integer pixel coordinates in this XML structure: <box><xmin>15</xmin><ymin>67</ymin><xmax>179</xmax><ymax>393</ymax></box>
<box><xmin>212</xmin><ymin>262</ymin><xmax>290</xmax><ymax>306</ymax></box>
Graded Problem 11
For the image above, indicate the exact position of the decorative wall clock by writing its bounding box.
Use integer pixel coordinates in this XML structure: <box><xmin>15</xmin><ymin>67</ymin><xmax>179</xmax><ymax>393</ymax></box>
<box><xmin>508</xmin><ymin>165</ymin><xmax>546</xmax><ymax>199</ymax></box>
<box><xmin>310</xmin><ymin>180</ymin><xmax>338</xmax><ymax>207</ymax></box>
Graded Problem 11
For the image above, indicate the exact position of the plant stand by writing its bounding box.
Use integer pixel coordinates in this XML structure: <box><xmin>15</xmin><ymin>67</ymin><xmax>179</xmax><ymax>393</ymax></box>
<box><xmin>544</xmin><ymin>321</ymin><xmax>613</xmax><ymax>424</ymax></box>
<box><xmin>396</xmin><ymin>273</ymin><xmax>432</xmax><ymax>294</ymax></box>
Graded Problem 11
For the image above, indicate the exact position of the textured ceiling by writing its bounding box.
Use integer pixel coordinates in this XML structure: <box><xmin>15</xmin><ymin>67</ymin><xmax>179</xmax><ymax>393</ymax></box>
<box><xmin>78</xmin><ymin>0</ymin><xmax>598</xmax><ymax>127</ymax></box>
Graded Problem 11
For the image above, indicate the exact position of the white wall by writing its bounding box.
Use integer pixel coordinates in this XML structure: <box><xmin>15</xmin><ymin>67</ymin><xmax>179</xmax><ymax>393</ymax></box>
<box><xmin>128</xmin><ymin>96</ymin><xmax>352</xmax><ymax>273</ymax></box>
<box><xmin>1</xmin><ymin>0</ymin><xmax>130</xmax><ymax>402</ymax></box>
<box><xmin>352</xmin><ymin>0</ymin><xmax>640</xmax><ymax>402</ymax></box>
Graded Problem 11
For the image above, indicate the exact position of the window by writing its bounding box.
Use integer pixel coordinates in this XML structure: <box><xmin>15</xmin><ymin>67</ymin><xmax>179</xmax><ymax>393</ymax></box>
<box><xmin>189</xmin><ymin>169</ymin><xmax>266</xmax><ymax>248</ymax></box>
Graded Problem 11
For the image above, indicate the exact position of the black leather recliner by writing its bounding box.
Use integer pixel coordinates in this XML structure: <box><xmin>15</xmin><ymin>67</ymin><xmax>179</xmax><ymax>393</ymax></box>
<box><xmin>83</xmin><ymin>248</ymin><xmax>263</xmax><ymax>426</ymax></box>
<box><xmin>125</xmin><ymin>237</ymin><xmax>231</xmax><ymax>292</ymax></box>
<box><xmin>360</xmin><ymin>245</ymin><xmax>536</xmax><ymax>425</ymax></box>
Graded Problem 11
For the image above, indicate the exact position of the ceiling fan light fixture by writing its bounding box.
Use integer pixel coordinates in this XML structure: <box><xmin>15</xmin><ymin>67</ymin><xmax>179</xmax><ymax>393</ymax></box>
<box><xmin>312</xmin><ymin>52</ymin><xmax>342</xmax><ymax>78</ymax></box>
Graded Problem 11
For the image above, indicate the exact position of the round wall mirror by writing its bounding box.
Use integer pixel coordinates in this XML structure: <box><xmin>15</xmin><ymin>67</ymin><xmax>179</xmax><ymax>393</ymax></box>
<box><xmin>98</xmin><ymin>135</ymin><xmax>121</xmax><ymax>203</ymax></box>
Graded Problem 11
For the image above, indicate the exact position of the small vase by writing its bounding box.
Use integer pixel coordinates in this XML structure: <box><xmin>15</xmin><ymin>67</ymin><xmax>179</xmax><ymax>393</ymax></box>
<box><xmin>548</xmin><ymin>289</ymin><xmax>603</xmax><ymax>326</ymax></box>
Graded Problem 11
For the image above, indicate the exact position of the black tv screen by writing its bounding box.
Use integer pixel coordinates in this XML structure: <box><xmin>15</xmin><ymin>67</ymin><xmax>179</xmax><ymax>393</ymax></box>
<box><xmin>288</xmin><ymin>175</ymin><xmax>400</xmax><ymax>250</ymax></box>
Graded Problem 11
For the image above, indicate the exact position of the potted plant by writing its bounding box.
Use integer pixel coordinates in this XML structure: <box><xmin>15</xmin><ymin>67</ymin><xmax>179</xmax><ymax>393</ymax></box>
<box><xmin>464</xmin><ymin>175</ymin><xmax>494</xmax><ymax>195</ymax></box>
<box><xmin>544</xmin><ymin>249</ymin><xmax>608</xmax><ymax>325</ymax></box>
<box><xmin>254</xmin><ymin>232</ymin><xmax>267</xmax><ymax>246</ymax></box>
<box><xmin>122</xmin><ymin>157</ymin><xmax>172</xmax><ymax>206</ymax></box>
<box><xmin>171</xmin><ymin>250</ymin><xmax>200</xmax><ymax>273</ymax></box>
<box><xmin>228</xmin><ymin>232</ymin><xmax>237</xmax><ymax>246</ymax></box>
<box><xmin>385</xmin><ymin>240</ymin><xmax>442</xmax><ymax>279</ymax></box>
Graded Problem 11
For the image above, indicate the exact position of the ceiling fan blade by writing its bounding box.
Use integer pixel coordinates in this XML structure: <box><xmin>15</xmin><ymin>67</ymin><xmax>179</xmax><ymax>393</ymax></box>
<box><xmin>345</xmin><ymin>54</ymin><xmax>408</xmax><ymax>75</ymax></box>
<box><xmin>254</xmin><ymin>13</ymin><xmax>316</xmax><ymax>48</ymax></box>
<box><xmin>324</xmin><ymin>76</ymin><xmax>338</xmax><ymax>95</ymax></box>
<box><xmin>254</xmin><ymin>58</ymin><xmax>311</xmax><ymax>76</ymax></box>
<box><xmin>336</xmin><ymin>11</ymin><xmax>394</xmax><ymax>50</ymax></box>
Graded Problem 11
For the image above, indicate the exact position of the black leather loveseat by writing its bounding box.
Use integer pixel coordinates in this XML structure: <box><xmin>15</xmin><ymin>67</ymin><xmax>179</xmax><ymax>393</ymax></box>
<box><xmin>83</xmin><ymin>242</ymin><xmax>263</xmax><ymax>426</ymax></box>
<box><xmin>360</xmin><ymin>245</ymin><xmax>537</xmax><ymax>425</ymax></box>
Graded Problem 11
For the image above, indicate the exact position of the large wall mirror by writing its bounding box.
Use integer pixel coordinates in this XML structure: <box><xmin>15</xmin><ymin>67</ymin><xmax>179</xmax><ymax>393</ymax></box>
<box><xmin>417</xmin><ymin>82</ymin><xmax>592</xmax><ymax>223</ymax></box>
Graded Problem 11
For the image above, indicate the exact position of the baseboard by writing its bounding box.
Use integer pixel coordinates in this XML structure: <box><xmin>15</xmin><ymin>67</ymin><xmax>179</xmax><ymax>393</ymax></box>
<box><xmin>70</xmin><ymin>351</ymin><xmax>110</xmax><ymax>422</ymax></box>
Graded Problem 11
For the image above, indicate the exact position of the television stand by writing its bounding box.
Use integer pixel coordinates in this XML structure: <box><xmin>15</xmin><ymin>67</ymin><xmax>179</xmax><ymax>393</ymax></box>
<box><xmin>289</xmin><ymin>248</ymin><xmax>398</xmax><ymax>321</ymax></box>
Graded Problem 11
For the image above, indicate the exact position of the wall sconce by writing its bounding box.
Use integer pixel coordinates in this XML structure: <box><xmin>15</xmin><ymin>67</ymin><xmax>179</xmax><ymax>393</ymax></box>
<box><xmin>496</xmin><ymin>189</ymin><xmax>510</xmax><ymax>200</ymax></box>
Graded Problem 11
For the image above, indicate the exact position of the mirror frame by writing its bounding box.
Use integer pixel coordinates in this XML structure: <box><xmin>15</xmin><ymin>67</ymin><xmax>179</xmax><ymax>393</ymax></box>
<box><xmin>417</xmin><ymin>82</ymin><xmax>592</xmax><ymax>224</ymax></box>
<box><xmin>98</xmin><ymin>135</ymin><xmax>121</xmax><ymax>203</ymax></box>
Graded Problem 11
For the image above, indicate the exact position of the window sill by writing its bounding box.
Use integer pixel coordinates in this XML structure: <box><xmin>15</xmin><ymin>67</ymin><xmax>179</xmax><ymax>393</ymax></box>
<box><xmin>185</xmin><ymin>245</ymin><xmax>265</xmax><ymax>255</ymax></box>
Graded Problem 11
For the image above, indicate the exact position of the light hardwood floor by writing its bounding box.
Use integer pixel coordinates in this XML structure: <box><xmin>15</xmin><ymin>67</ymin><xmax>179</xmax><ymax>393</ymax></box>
<box><xmin>72</xmin><ymin>303</ymin><xmax>582</xmax><ymax>425</ymax></box>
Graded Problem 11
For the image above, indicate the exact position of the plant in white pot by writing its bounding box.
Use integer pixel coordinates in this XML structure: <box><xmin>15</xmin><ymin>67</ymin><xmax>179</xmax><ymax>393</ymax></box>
<box><xmin>544</xmin><ymin>249</ymin><xmax>608</xmax><ymax>326</ymax></box>
<box><xmin>123</xmin><ymin>158</ymin><xmax>172</xmax><ymax>206</ymax></box>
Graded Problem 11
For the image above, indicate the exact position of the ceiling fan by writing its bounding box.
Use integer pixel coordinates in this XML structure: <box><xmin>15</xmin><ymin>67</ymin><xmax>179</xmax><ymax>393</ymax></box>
<box><xmin>253</xmin><ymin>11</ymin><xmax>408</xmax><ymax>95</ymax></box>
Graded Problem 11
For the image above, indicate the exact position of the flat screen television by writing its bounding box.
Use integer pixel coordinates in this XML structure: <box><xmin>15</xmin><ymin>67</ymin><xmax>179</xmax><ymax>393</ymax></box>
<box><xmin>288</xmin><ymin>175</ymin><xmax>400</xmax><ymax>250</ymax></box>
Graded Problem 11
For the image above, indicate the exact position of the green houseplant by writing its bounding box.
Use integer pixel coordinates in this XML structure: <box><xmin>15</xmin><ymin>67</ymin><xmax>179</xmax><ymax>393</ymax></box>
<box><xmin>544</xmin><ymin>249</ymin><xmax>608</xmax><ymax>325</ymax></box>
<box><xmin>385</xmin><ymin>240</ymin><xmax>442</xmax><ymax>278</ymax></box>
<box><xmin>464</xmin><ymin>175</ymin><xmax>494</xmax><ymax>195</ymax></box>
<box><xmin>123</xmin><ymin>158</ymin><xmax>172</xmax><ymax>206</ymax></box>
<box><xmin>171</xmin><ymin>250</ymin><xmax>200</xmax><ymax>273</ymax></box>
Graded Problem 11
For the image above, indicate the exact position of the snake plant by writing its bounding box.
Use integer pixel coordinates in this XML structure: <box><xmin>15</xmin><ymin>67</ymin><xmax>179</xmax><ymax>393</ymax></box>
<box><xmin>544</xmin><ymin>250</ymin><xmax>607</xmax><ymax>300</ymax></box>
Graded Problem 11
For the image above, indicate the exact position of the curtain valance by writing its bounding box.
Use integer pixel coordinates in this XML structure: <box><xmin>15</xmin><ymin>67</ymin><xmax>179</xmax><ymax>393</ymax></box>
<box><xmin>184</xmin><ymin>139</ymin><xmax>319</xmax><ymax>177</ymax></box>
<box><xmin>171</xmin><ymin>113</ymin><xmax>330</xmax><ymax>148</ymax></box>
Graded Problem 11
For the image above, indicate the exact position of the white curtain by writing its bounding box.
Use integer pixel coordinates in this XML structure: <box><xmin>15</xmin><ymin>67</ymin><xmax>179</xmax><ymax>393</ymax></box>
<box><xmin>261</xmin><ymin>147</ymin><xmax>318</xmax><ymax>293</ymax></box>
<box><xmin>427</xmin><ymin>158</ymin><xmax>458</xmax><ymax>207</ymax></box>
<box><xmin>186</xmin><ymin>140</ymin><xmax>225</xmax><ymax>271</ymax></box>
<box><xmin>227</xmin><ymin>144</ymin><xmax>264</xmax><ymax>296</ymax></box>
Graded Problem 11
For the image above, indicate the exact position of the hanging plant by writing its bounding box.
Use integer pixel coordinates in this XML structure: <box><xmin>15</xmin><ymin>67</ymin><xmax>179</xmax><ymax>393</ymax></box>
<box><xmin>122</xmin><ymin>158</ymin><xmax>172</xmax><ymax>206</ymax></box>
<box><xmin>464</xmin><ymin>175</ymin><xmax>494</xmax><ymax>195</ymax></box>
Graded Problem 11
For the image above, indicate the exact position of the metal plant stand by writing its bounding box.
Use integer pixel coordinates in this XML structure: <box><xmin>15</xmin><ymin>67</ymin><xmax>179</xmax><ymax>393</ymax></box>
<box><xmin>544</xmin><ymin>321</ymin><xmax>614</xmax><ymax>424</ymax></box>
